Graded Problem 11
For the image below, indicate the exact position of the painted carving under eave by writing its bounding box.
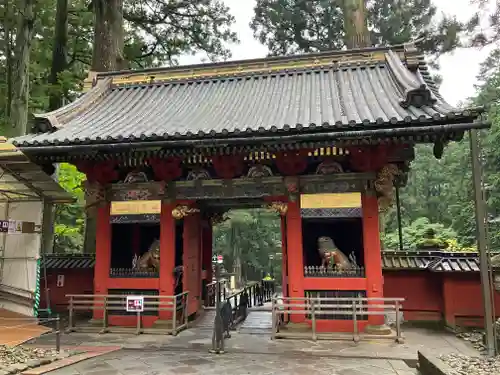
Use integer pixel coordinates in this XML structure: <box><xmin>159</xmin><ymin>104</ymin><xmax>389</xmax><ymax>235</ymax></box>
<box><xmin>83</xmin><ymin>180</ymin><xmax>105</xmax><ymax>210</ymax></box>
<box><xmin>247</xmin><ymin>164</ymin><xmax>273</xmax><ymax>178</ymax></box>
<box><xmin>187</xmin><ymin>168</ymin><xmax>211</xmax><ymax>181</ymax></box>
<box><xmin>266</xmin><ymin>201</ymin><xmax>288</xmax><ymax>216</ymax></box>
<box><xmin>123</xmin><ymin>170</ymin><xmax>149</xmax><ymax>183</ymax></box>
<box><xmin>316</xmin><ymin>159</ymin><xmax>343</xmax><ymax>174</ymax></box>
<box><xmin>375</xmin><ymin>164</ymin><xmax>400</xmax><ymax>212</ymax></box>
<box><xmin>172</xmin><ymin>205</ymin><xmax>200</xmax><ymax>220</ymax></box>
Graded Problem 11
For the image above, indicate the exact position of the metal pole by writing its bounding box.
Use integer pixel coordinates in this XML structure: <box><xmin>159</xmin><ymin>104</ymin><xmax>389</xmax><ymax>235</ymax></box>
<box><xmin>395</xmin><ymin>184</ymin><xmax>403</xmax><ymax>251</ymax></box>
<box><xmin>212</xmin><ymin>262</ymin><xmax>224</xmax><ymax>352</ymax></box>
<box><xmin>469</xmin><ymin>129</ymin><xmax>496</xmax><ymax>356</ymax></box>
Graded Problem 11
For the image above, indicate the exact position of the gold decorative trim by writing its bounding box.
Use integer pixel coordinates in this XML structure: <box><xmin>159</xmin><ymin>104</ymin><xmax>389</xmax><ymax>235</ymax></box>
<box><xmin>300</xmin><ymin>193</ymin><xmax>361</xmax><ymax>209</ymax></box>
<box><xmin>172</xmin><ymin>205</ymin><xmax>200</xmax><ymax>220</ymax></box>
<box><xmin>110</xmin><ymin>200</ymin><xmax>161</xmax><ymax>215</ymax></box>
<box><xmin>108</xmin><ymin>51</ymin><xmax>394</xmax><ymax>87</ymax></box>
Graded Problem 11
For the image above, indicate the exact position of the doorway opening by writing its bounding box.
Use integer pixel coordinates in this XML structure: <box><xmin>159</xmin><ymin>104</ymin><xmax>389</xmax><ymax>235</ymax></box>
<box><xmin>110</xmin><ymin>222</ymin><xmax>161</xmax><ymax>271</ymax></box>
<box><xmin>301</xmin><ymin>217</ymin><xmax>364</xmax><ymax>269</ymax></box>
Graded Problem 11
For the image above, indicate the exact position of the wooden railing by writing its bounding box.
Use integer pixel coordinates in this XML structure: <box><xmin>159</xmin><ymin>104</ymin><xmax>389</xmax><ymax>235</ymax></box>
<box><xmin>270</xmin><ymin>295</ymin><xmax>405</xmax><ymax>343</ymax></box>
<box><xmin>303</xmin><ymin>266</ymin><xmax>365</xmax><ymax>278</ymax></box>
<box><xmin>66</xmin><ymin>292</ymin><xmax>189</xmax><ymax>335</ymax></box>
<box><xmin>204</xmin><ymin>279</ymin><xmax>276</xmax><ymax>329</ymax></box>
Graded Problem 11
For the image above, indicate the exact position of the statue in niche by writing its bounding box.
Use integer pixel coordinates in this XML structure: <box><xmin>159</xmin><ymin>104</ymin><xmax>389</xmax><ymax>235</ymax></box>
<box><xmin>317</xmin><ymin>236</ymin><xmax>352</xmax><ymax>270</ymax></box>
<box><xmin>187</xmin><ymin>168</ymin><xmax>211</xmax><ymax>181</ymax></box>
<box><xmin>247</xmin><ymin>164</ymin><xmax>273</xmax><ymax>178</ymax></box>
<box><xmin>316</xmin><ymin>160</ymin><xmax>343</xmax><ymax>174</ymax></box>
<box><xmin>136</xmin><ymin>239</ymin><xmax>160</xmax><ymax>271</ymax></box>
<box><xmin>123</xmin><ymin>170</ymin><xmax>149</xmax><ymax>184</ymax></box>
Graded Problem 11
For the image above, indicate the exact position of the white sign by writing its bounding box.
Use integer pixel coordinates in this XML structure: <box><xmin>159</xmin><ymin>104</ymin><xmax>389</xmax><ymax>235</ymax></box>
<box><xmin>56</xmin><ymin>275</ymin><xmax>64</xmax><ymax>287</ymax></box>
<box><xmin>217</xmin><ymin>255</ymin><xmax>223</xmax><ymax>264</ymax></box>
<box><xmin>126</xmin><ymin>296</ymin><xmax>144</xmax><ymax>312</ymax></box>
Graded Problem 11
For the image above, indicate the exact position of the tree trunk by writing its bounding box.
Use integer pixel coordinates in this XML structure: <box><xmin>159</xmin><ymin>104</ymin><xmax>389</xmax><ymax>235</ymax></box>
<box><xmin>48</xmin><ymin>0</ymin><xmax>68</xmax><ymax>111</ymax></box>
<box><xmin>84</xmin><ymin>0</ymin><xmax>126</xmax><ymax>254</ymax></box>
<box><xmin>342</xmin><ymin>0</ymin><xmax>370</xmax><ymax>49</ymax></box>
<box><xmin>9</xmin><ymin>0</ymin><xmax>35</xmax><ymax>137</ymax></box>
<box><xmin>4</xmin><ymin>0</ymin><xmax>13</xmax><ymax>117</ymax></box>
<box><xmin>91</xmin><ymin>0</ymin><xmax>126</xmax><ymax>71</ymax></box>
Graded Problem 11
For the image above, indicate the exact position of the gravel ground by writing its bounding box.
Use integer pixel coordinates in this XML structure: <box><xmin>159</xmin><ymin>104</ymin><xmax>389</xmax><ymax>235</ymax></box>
<box><xmin>440</xmin><ymin>353</ymin><xmax>500</xmax><ymax>375</ymax></box>
<box><xmin>0</xmin><ymin>345</ymin><xmax>70</xmax><ymax>375</ymax></box>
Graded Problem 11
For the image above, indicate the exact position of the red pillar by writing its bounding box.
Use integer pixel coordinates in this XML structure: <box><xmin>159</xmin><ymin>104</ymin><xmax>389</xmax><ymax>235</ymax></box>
<box><xmin>286</xmin><ymin>200</ymin><xmax>305</xmax><ymax>322</ymax></box>
<box><xmin>362</xmin><ymin>194</ymin><xmax>385</xmax><ymax>326</ymax></box>
<box><xmin>202</xmin><ymin>221</ymin><xmax>213</xmax><ymax>283</ymax></box>
<box><xmin>93</xmin><ymin>204</ymin><xmax>111</xmax><ymax>320</ymax></box>
<box><xmin>280</xmin><ymin>216</ymin><xmax>288</xmax><ymax>298</ymax></box>
<box><xmin>183</xmin><ymin>213</ymin><xmax>202</xmax><ymax>316</ymax></box>
<box><xmin>159</xmin><ymin>202</ymin><xmax>175</xmax><ymax>320</ymax></box>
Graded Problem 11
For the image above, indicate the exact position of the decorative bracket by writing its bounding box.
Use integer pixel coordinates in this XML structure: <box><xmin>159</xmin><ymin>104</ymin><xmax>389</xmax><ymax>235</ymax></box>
<box><xmin>265</xmin><ymin>201</ymin><xmax>288</xmax><ymax>216</ymax></box>
<box><xmin>374</xmin><ymin>164</ymin><xmax>400</xmax><ymax>212</ymax></box>
<box><xmin>172</xmin><ymin>205</ymin><xmax>200</xmax><ymax>220</ymax></box>
<box><xmin>83</xmin><ymin>181</ymin><xmax>106</xmax><ymax>211</ymax></box>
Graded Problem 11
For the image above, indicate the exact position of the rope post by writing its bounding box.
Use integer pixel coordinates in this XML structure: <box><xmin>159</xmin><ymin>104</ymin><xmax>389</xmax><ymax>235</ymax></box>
<box><xmin>311</xmin><ymin>298</ymin><xmax>317</xmax><ymax>342</ymax></box>
<box><xmin>136</xmin><ymin>311</ymin><xmax>141</xmax><ymax>335</ymax></box>
<box><xmin>352</xmin><ymin>300</ymin><xmax>359</xmax><ymax>343</ymax></box>
<box><xmin>67</xmin><ymin>296</ymin><xmax>74</xmax><ymax>332</ymax></box>
<box><xmin>184</xmin><ymin>293</ymin><xmax>188</xmax><ymax>328</ymax></box>
<box><xmin>395</xmin><ymin>300</ymin><xmax>404</xmax><ymax>344</ymax></box>
<box><xmin>271</xmin><ymin>296</ymin><xmax>276</xmax><ymax>340</ymax></box>
<box><xmin>172</xmin><ymin>296</ymin><xmax>177</xmax><ymax>335</ymax></box>
<box><xmin>55</xmin><ymin>314</ymin><xmax>61</xmax><ymax>352</ymax></box>
<box><xmin>101</xmin><ymin>296</ymin><xmax>108</xmax><ymax>334</ymax></box>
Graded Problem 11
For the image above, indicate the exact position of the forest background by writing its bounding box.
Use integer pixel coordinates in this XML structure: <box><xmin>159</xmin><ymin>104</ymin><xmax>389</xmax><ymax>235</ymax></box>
<box><xmin>1</xmin><ymin>0</ymin><xmax>500</xmax><ymax>280</ymax></box>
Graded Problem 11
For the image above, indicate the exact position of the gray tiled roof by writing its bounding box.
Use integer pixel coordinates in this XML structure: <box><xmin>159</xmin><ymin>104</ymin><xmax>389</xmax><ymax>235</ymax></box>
<box><xmin>382</xmin><ymin>251</ymin><xmax>492</xmax><ymax>272</ymax></box>
<box><xmin>41</xmin><ymin>254</ymin><xmax>95</xmax><ymax>269</ymax></box>
<box><xmin>13</xmin><ymin>45</ymin><xmax>482</xmax><ymax>148</ymax></box>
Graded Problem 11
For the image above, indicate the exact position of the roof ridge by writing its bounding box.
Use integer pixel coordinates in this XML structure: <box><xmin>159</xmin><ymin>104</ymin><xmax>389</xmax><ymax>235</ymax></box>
<box><xmin>97</xmin><ymin>44</ymin><xmax>407</xmax><ymax>80</ymax></box>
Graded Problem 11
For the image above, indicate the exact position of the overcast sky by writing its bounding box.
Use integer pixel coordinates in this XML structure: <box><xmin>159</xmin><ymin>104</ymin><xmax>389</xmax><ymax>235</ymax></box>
<box><xmin>181</xmin><ymin>0</ymin><xmax>496</xmax><ymax>107</ymax></box>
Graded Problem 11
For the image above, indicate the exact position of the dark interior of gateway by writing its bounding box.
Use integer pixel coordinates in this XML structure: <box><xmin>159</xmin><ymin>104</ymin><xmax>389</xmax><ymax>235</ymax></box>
<box><xmin>301</xmin><ymin>218</ymin><xmax>364</xmax><ymax>268</ymax></box>
<box><xmin>110</xmin><ymin>222</ymin><xmax>161</xmax><ymax>269</ymax></box>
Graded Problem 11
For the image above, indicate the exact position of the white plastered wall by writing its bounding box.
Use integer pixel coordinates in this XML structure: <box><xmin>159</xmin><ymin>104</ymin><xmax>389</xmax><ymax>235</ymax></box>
<box><xmin>0</xmin><ymin>201</ymin><xmax>43</xmax><ymax>316</ymax></box>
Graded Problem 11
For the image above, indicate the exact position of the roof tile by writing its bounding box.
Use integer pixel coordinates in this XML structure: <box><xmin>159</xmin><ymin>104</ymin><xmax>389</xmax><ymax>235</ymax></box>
<box><xmin>14</xmin><ymin>46</ymin><xmax>481</xmax><ymax>148</ymax></box>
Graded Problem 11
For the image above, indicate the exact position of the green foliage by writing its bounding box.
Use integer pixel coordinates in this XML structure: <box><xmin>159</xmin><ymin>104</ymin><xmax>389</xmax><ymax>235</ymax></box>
<box><xmin>213</xmin><ymin>209</ymin><xmax>282</xmax><ymax>283</ymax></box>
<box><xmin>383</xmin><ymin>217</ymin><xmax>460</xmax><ymax>250</ymax></box>
<box><xmin>251</xmin><ymin>0</ymin><xmax>466</xmax><ymax>61</ymax></box>
<box><xmin>53</xmin><ymin>163</ymin><xmax>85</xmax><ymax>253</ymax></box>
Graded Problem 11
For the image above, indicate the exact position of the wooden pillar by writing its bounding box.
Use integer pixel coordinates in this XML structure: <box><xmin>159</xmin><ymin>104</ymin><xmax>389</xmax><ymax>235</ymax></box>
<box><xmin>159</xmin><ymin>202</ymin><xmax>175</xmax><ymax>320</ymax></box>
<box><xmin>361</xmin><ymin>193</ymin><xmax>385</xmax><ymax>326</ymax></box>
<box><xmin>286</xmin><ymin>200</ymin><xmax>304</xmax><ymax>322</ymax></box>
<box><xmin>93</xmin><ymin>204</ymin><xmax>111</xmax><ymax>320</ymax></box>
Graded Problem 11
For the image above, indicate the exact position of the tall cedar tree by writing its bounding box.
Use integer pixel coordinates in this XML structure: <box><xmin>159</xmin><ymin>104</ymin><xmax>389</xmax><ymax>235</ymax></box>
<box><xmin>251</xmin><ymin>0</ymin><xmax>465</xmax><ymax>61</ymax></box>
<box><xmin>9</xmin><ymin>0</ymin><xmax>35</xmax><ymax>136</ymax></box>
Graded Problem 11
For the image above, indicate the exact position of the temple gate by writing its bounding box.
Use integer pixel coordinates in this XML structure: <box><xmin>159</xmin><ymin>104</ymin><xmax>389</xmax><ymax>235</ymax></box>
<box><xmin>11</xmin><ymin>42</ymin><xmax>487</xmax><ymax>333</ymax></box>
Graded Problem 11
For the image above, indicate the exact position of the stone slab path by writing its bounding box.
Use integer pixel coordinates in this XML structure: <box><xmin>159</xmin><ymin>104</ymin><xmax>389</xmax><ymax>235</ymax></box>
<box><xmin>238</xmin><ymin>311</ymin><xmax>273</xmax><ymax>334</ymax></box>
<box><xmin>43</xmin><ymin>348</ymin><xmax>420</xmax><ymax>375</ymax></box>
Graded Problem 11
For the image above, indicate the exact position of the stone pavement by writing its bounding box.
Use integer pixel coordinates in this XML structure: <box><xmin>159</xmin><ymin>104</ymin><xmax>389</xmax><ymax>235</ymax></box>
<box><xmin>31</xmin><ymin>326</ymin><xmax>478</xmax><ymax>361</ymax></box>
<box><xmin>44</xmin><ymin>348</ymin><xmax>420</xmax><ymax>375</ymax></box>
<box><xmin>238</xmin><ymin>311</ymin><xmax>273</xmax><ymax>334</ymax></box>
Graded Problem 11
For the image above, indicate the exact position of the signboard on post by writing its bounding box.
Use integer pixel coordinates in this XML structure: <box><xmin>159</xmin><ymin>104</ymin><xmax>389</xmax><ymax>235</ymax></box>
<box><xmin>0</xmin><ymin>220</ymin><xmax>35</xmax><ymax>234</ymax></box>
<box><xmin>217</xmin><ymin>255</ymin><xmax>223</xmax><ymax>264</ymax></box>
<box><xmin>126</xmin><ymin>296</ymin><xmax>144</xmax><ymax>312</ymax></box>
